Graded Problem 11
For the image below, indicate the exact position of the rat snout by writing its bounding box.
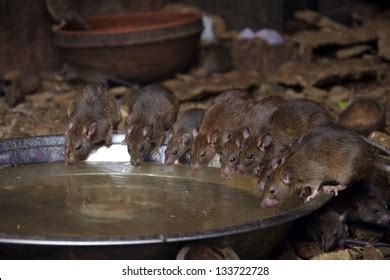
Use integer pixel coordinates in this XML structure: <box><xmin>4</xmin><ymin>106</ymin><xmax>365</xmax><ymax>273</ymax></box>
<box><xmin>321</xmin><ymin>236</ymin><xmax>336</xmax><ymax>253</ymax></box>
<box><xmin>236</xmin><ymin>164</ymin><xmax>245</xmax><ymax>175</ymax></box>
<box><xmin>65</xmin><ymin>155</ymin><xmax>77</xmax><ymax>165</ymax></box>
<box><xmin>165</xmin><ymin>157</ymin><xmax>174</xmax><ymax>165</ymax></box>
<box><xmin>260</xmin><ymin>197</ymin><xmax>278</xmax><ymax>208</ymax></box>
<box><xmin>256</xmin><ymin>180</ymin><xmax>266</xmax><ymax>192</ymax></box>
<box><xmin>220</xmin><ymin>167</ymin><xmax>234</xmax><ymax>178</ymax></box>
<box><xmin>191</xmin><ymin>163</ymin><xmax>201</xmax><ymax>173</ymax></box>
<box><xmin>378</xmin><ymin>214</ymin><xmax>390</xmax><ymax>227</ymax></box>
<box><xmin>130</xmin><ymin>158</ymin><xmax>141</xmax><ymax>167</ymax></box>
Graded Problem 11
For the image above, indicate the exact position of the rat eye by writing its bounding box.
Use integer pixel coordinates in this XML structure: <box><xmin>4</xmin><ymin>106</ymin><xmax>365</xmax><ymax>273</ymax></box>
<box><xmin>229</xmin><ymin>157</ymin><xmax>236</xmax><ymax>163</ymax></box>
<box><xmin>172</xmin><ymin>150</ymin><xmax>178</xmax><ymax>155</ymax></box>
<box><xmin>247</xmin><ymin>154</ymin><xmax>254</xmax><ymax>160</ymax></box>
<box><xmin>200</xmin><ymin>152</ymin><xmax>206</xmax><ymax>158</ymax></box>
<box><xmin>75</xmin><ymin>144</ymin><xmax>82</xmax><ymax>151</ymax></box>
<box><xmin>372</xmin><ymin>209</ymin><xmax>379</xmax><ymax>213</ymax></box>
<box><xmin>270</xmin><ymin>187</ymin><xmax>277</xmax><ymax>194</ymax></box>
<box><xmin>139</xmin><ymin>145</ymin><xmax>144</xmax><ymax>152</ymax></box>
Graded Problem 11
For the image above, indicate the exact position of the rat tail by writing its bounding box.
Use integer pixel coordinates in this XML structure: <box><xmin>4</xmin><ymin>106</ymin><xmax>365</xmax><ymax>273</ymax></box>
<box><xmin>359</xmin><ymin>135</ymin><xmax>390</xmax><ymax>156</ymax></box>
<box><xmin>376</xmin><ymin>157</ymin><xmax>390</xmax><ymax>173</ymax></box>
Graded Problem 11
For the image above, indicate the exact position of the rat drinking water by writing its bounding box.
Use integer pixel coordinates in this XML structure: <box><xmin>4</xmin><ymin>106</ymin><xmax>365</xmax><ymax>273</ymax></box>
<box><xmin>219</xmin><ymin>95</ymin><xmax>285</xmax><ymax>177</ymax></box>
<box><xmin>237</xmin><ymin>98</ymin><xmax>333</xmax><ymax>176</ymax></box>
<box><xmin>260</xmin><ymin>125</ymin><xmax>390</xmax><ymax>208</ymax></box>
<box><xmin>124</xmin><ymin>84</ymin><xmax>178</xmax><ymax>166</ymax></box>
<box><xmin>64</xmin><ymin>84</ymin><xmax>121</xmax><ymax>165</ymax></box>
<box><xmin>191</xmin><ymin>90</ymin><xmax>250</xmax><ymax>172</ymax></box>
<box><xmin>165</xmin><ymin>108</ymin><xmax>205</xmax><ymax>165</ymax></box>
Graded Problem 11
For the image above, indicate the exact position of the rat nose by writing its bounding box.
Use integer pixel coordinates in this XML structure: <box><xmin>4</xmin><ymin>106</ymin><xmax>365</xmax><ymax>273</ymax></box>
<box><xmin>165</xmin><ymin>157</ymin><xmax>173</xmax><ymax>165</ymax></box>
<box><xmin>236</xmin><ymin>164</ymin><xmax>244</xmax><ymax>174</ymax></box>
<box><xmin>131</xmin><ymin>158</ymin><xmax>140</xmax><ymax>167</ymax></box>
<box><xmin>220</xmin><ymin>167</ymin><xmax>232</xmax><ymax>178</ymax></box>
<box><xmin>65</xmin><ymin>156</ymin><xmax>77</xmax><ymax>165</ymax></box>
<box><xmin>191</xmin><ymin>163</ymin><xmax>201</xmax><ymax>173</ymax></box>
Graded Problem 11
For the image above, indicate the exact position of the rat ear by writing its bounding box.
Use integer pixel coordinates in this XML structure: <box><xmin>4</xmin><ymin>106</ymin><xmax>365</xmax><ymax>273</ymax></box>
<box><xmin>242</xmin><ymin>127</ymin><xmax>250</xmax><ymax>139</ymax></box>
<box><xmin>207</xmin><ymin>131</ymin><xmax>219</xmax><ymax>147</ymax></box>
<box><xmin>281</xmin><ymin>167</ymin><xmax>292</xmax><ymax>184</ymax></box>
<box><xmin>180</xmin><ymin>133</ymin><xmax>190</xmax><ymax>145</ymax></box>
<box><xmin>271</xmin><ymin>156</ymin><xmax>285</xmax><ymax>169</ymax></box>
<box><xmin>84</xmin><ymin>123</ymin><xmax>97</xmax><ymax>141</ymax></box>
<box><xmin>192</xmin><ymin>126</ymin><xmax>199</xmax><ymax>138</ymax></box>
<box><xmin>339</xmin><ymin>211</ymin><xmax>349</xmax><ymax>222</ymax></box>
<box><xmin>143</xmin><ymin>124</ymin><xmax>153</xmax><ymax>138</ymax></box>
<box><xmin>258</xmin><ymin>134</ymin><xmax>272</xmax><ymax>152</ymax></box>
<box><xmin>222</xmin><ymin>131</ymin><xmax>231</xmax><ymax>143</ymax></box>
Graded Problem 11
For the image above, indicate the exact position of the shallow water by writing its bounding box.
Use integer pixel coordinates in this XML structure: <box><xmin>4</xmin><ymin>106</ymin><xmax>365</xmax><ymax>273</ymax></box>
<box><xmin>0</xmin><ymin>162</ymin><xmax>301</xmax><ymax>241</ymax></box>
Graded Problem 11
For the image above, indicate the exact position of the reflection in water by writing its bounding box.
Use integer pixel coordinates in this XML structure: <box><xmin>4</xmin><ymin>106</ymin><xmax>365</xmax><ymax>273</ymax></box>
<box><xmin>0</xmin><ymin>162</ymin><xmax>301</xmax><ymax>240</ymax></box>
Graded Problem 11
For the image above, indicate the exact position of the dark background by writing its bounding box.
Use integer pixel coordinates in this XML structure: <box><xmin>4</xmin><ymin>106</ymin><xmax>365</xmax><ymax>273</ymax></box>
<box><xmin>1</xmin><ymin>0</ymin><xmax>389</xmax><ymax>75</ymax></box>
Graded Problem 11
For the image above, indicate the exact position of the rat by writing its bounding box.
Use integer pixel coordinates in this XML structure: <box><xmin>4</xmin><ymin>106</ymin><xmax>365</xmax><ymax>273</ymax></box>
<box><xmin>124</xmin><ymin>84</ymin><xmax>178</xmax><ymax>166</ymax></box>
<box><xmin>237</xmin><ymin>98</ymin><xmax>333</xmax><ymax>176</ymax></box>
<box><xmin>260</xmin><ymin>125</ymin><xmax>390</xmax><ymax>208</ymax></box>
<box><xmin>59</xmin><ymin>63</ymin><xmax>139</xmax><ymax>89</ymax></box>
<box><xmin>64</xmin><ymin>84</ymin><xmax>121</xmax><ymax>165</ymax></box>
<box><xmin>165</xmin><ymin>108</ymin><xmax>205</xmax><ymax>165</ymax></box>
<box><xmin>3</xmin><ymin>72</ymin><xmax>42</xmax><ymax>107</ymax></box>
<box><xmin>191</xmin><ymin>90</ymin><xmax>250</xmax><ymax>172</ymax></box>
<box><xmin>305</xmin><ymin>209</ymin><xmax>349</xmax><ymax>252</ymax></box>
<box><xmin>45</xmin><ymin>0</ymin><xmax>91</xmax><ymax>31</ymax></box>
<box><xmin>196</xmin><ymin>43</ymin><xmax>232</xmax><ymax>76</ymax></box>
<box><xmin>348</xmin><ymin>195</ymin><xmax>390</xmax><ymax>227</ymax></box>
<box><xmin>220</xmin><ymin>95</ymin><xmax>286</xmax><ymax>177</ymax></box>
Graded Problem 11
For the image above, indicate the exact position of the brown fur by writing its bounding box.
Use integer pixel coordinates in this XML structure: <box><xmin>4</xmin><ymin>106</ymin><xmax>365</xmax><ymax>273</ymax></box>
<box><xmin>64</xmin><ymin>84</ymin><xmax>121</xmax><ymax>164</ymax></box>
<box><xmin>239</xmin><ymin>99</ymin><xmax>332</xmax><ymax>176</ymax></box>
<box><xmin>191</xmin><ymin>90</ymin><xmax>250</xmax><ymax>171</ymax></box>
<box><xmin>124</xmin><ymin>84</ymin><xmax>178</xmax><ymax>166</ymax></box>
<box><xmin>260</xmin><ymin>125</ymin><xmax>384</xmax><ymax>208</ymax></box>
<box><xmin>165</xmin><ymin>108</ymin><xmax>205</xmax><ymax>165</ymax></box>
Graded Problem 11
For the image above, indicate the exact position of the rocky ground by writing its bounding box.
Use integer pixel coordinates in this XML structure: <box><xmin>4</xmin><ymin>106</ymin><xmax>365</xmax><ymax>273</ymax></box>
<box><xmin>0</xmin><ymin>4</ymin><xmax>389</xmax><ymax>260</ymax></box>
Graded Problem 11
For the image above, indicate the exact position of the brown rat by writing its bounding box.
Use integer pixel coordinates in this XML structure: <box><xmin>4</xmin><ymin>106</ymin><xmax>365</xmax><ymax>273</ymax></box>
<box><xmin>220</xmin><ymin>95</ymin><xmax>286</xmax><ymax>177</ymax></box>
<box><xmin>191</xmin><ymin>90</ymin><xmax>250</xmax><ymax>172</ymax></box>
<box><xmin>260</xmin><ymin>125</ymin><xmax>390</xmax><ymax>208</ymax></box>
<box><xmin>45</xmin><ymin>0</ymin><xmax>91</xmax><ymax>30</ymax></box>
<box><xmin>165</xmin><ymin>108</ymin><xmax>205</xmax><ymax>165</ymax></box>
<box><xmin>4</xmin><ymin>72</ymin><xmax>42</xmax><ymax>107</ymax></box>
<box><xmin>305</xmin><ymin>209</ymin><xmax>349</xmax><ymax>252</ymax></box>
<box><xmin>196</xmin><ymin>43</ymin><xmax>232</xmax><ymax>77</ymax></box>
<box><xmin>59</xmin><ymin>63</ymin><xmax>139</xmax><ymax>89</ymax></box>
<box><xmin>124</xmin><ymin>84</ymin><xmax>178</xmax><ymax>166</ymax></box>
<box><xmin>237</xmin><ymin>98</ymin><xmax>333</xmax><ymax>176</ymax></box>
<box><xmin>64</xmin><ymin>84</ymin><xmax>121</xmax><ymax>165</ymax></box>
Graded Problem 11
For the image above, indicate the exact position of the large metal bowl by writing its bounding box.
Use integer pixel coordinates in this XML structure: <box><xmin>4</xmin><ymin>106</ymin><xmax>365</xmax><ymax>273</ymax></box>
<box><xmin>0</xmin><ymin>134</ymin><xmax>330</xmax><ymax>259</ymax></box>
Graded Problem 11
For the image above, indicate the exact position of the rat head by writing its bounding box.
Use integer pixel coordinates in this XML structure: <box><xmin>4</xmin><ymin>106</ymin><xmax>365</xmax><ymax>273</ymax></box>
<box><xmin>220</xmin><ymin>132</ymin><xmax>242</xmax><ymax>177</ymax></box>
<box><xmin>236</xmin><ymin>131</ymin><xmax>265</xmax><ymax>175</ymax></box>
<box><xmin>165</xmin><ymin>131</ymin><xmax>192</xmax><ymax>165</ymax></box>
<box><xmin>124</xmin><ymin>118</ymin><xmax>154</xmax><ymax>166</ymax></box>
<box><xmin>191</xmin><ymin>128</ymin><xmax>219</xmax><ymax>172</ymax></box>
<box><xmin>318</xmin><ymin>210</ymin><xmax>348</xmax><ymax>252</ymax></box>
<box><xmin>260</xmin><ymin>166</ymin><xmax>294</xmax><ymax>208</ymax></box>
<box><xmin>351</xmin><ymin>197</ymin><xmax>390</xmax><ymax>227</ymax></box>
<box><xmin>64</xmin><ymin>121</ymin><xmax>97</xmax><ymax>165</ymax></box>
